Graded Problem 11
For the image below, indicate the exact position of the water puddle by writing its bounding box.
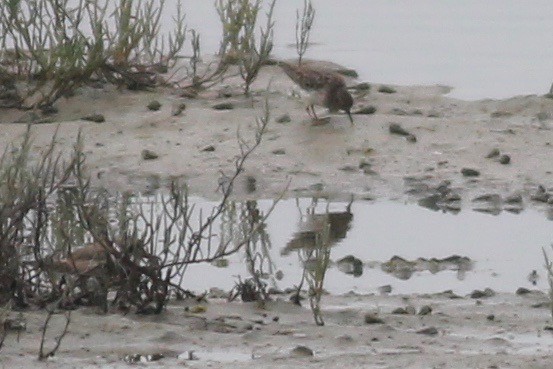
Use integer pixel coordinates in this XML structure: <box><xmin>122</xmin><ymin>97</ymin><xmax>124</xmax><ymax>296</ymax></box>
<box><xmin>181</xmin><ymin>198</ymin><xmax>553</xmax><ymax>295</ymax></box>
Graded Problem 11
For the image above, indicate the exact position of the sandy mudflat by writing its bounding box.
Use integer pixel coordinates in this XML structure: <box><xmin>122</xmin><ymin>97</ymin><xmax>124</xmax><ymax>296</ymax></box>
<box><xmin>2</xmin><ymin>61</ymin><xmax>553</xmax><ymax>368</ymax></box>
<box><xmin>2</xmin><ymin>292</ymin><xmax>553</xmax><ymax>368</ymax></box>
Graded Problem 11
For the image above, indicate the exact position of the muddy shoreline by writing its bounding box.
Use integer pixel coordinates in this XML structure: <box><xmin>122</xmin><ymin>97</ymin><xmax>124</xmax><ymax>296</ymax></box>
<box><xmin>2</xmin><ymin>61</ymin><xmax>553</xmax><ymax>368</ymax></box>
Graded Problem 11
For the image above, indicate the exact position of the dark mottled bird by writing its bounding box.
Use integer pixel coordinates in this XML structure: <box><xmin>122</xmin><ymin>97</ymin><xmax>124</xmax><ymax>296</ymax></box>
<box><xmin>278</xmin><ymin>61</ymin><xmax>354</xmax><ymax>124</ymax></box>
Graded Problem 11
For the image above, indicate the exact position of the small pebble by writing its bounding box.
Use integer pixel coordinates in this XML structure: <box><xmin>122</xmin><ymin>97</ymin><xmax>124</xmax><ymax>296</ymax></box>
<box><xmin>486</xmin><ymin>148</ymin><xmax>500</xmax><ymax>158</ymax></box>
<box><xmin>141</xmin><ymin>149</ymin><xmax>159</xmax><ymax>160</ymax></box>
<box><xmin>81</xmin><ymin>113</ymin><xmax>105</xmax><ymax>123</ymax></box>
<box><xmin>147</xmin><ymin>100</ymin><xmax>162</xmax><ymax>111</ymax></box>
<box><xmin>212</xmin><ymin>102</ymin><xmax>234</xmax><ymax>110</ymax></box>
<box><xmin>416</xmin><ymin>327</ymin><xmax>438</xmax><ymax>336</ymax></box>
<box><xmin>461</xmin><ymin>168</ymin><xmax>480</xmax><ymax>177</ymax></box>
<box><xmin>201</xmin><ymin>145</ymin><xmax>215</xmax><ymax>152</ymax></box>
<box><xmin>499</xmin><ymin>154</ymin><xmax>510</xmax><ymax>164</ymax></box>
<box><xmin>276</xmin><ymin>113</ymin><xmax>291</xmax><ymax>123</ymax></box>
<box><xmin>364</xmin><ymin>313</ymin><xmax>385</xmax><ymax>324</ymax></box>
<box><xmin>290</xmin><ymin>345</ymin><xmax>314</xmax><ymax>357</ymax></box>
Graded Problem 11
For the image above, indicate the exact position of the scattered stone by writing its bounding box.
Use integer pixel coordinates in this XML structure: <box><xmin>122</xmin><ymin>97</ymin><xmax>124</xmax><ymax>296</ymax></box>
<box><xmin>378</xmin><ymin>285</ymin><xmax>392</xmax><ymax>295</ymax></box>
<box><xmin>389</xmin><ymin>123</ymin><xmax>411</xmax><ymax>136</ymax></box>
<box><xmin>461</xmin><ymin>168</ymin><xmax>480</xmax><ymax>177</ymax></box>
<box><xmin>472</xmin><ymin>194</ymin><xmax>501</xmax><ymax>203</ymax></box>
<box><xmin>147</xmin><ymin>100</ymin><xmax>162</xmax><ymax>111</ymax></box>
<box><xmin>212</xmin><ymin>102</ymin><xmax>234</xmax><ymax>110</ymax></box>
<box><xmin>406</xmin><ymin>134</ymin><xmax>417</xmax><ymax>143</ymax></box>
<box><xmin>352</xmin><ymin>105</ymin><xmax>377</xmax><ymax>115</ymax></box>
<box><xmin>427</xmin><ymin>110</ymin><xmax>441</xmax><ymax>118</ymax></box>
<box><xmin>416</xmin><ymin>327</ymin><xmax>438</xmax><ymax>336</ymax></box>
<box><xmin>336</xmin><ymin>255</ymin><xmax>363</xmax><ymax>277</ymax></box>
<box><xmin>470</xmin><ymin>288</ymin><xmax>495</xmax><ymax>299</ymax></box>
<box><xmin>172</xmin><ymin>102</ymin><xmax>186</xmax><ymax>116</ymax></box>
<box><xmin>504</xmin><ymin>193</ymin><xmax>522</xmax><ymax>204</ymax></box>
<box><xmin>364</xmin><ymin>313</ymin><xmax>385</xmax><ymax>324</ymax></box>
<box><xmin>418</xmin><ymin>305</ymin><xmax>432</xmax><ymax>316</ymax></box>
<box><xmin>276</xmin><ymin>113</ymin><xmax>291</xmax><ymax>123</ymax></box>
<box><xmin>290</xmin><ymin>345</ymin><xmax>314</xmax><ymax>357</ymax></box>
<box><xmin>515</xmin><ymin>287</ymin><xmax>531</xmax><ymax>295</ymax></box>
<box><xmin>201</xmin><ymin>145</ymin><xmax>215</xmax><ymax>152</ymax></box>
<box><xmin>141</xmin><ymin>149</ymin><xmax>159</xmax><ymax>160</ymax></box>
<box><xmin>392</xmin><ymin>307</ymin><xmax>409</xmax><ymax>315</ymax></box>
<box><xmin>498</xmin><ymin>154</ymin><xmax>511</xmax><ymax>164</ymax></box>
<box><xmin>81</xmin><ymin>113</ymin><xmax>105</xmax><ymax>123</ymax></box>
<box><xmin>378</xmin><ymin>85</ymin><xmax>396</xmax><ymax>94</ymax></box>
<box><xmin>272</xmin><ymin>149</ymin><xmax>286</xmax><ymax>155</ymax></box>
<box><xmin>486</xmin><ymin>148</ymin><xmax>500</xmax><ymax>158</ymax></box>
<box><xmin>339</xmin><ymin>165</ymin><xmax>358</xmax><ymax>173</ymax></box>
<box><xmin>486</xmin><ymin>314</ymin><xmax>495</xmax><ymax>321</ymax></box>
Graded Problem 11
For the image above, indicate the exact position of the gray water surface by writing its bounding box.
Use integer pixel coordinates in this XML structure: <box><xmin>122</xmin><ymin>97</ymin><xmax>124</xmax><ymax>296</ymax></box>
<box><xmin>179</xmin><ymin>0</ymin><xmax>553</xmax><ymax>100</ymax></box>
<box><xmin>183</xmin><ymin>198</ymin><xmax>553</xmax><ymax>296</ymax></box>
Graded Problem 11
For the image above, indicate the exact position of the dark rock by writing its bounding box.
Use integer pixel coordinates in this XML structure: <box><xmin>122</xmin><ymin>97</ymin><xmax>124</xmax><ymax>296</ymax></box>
<box><xmin>472</xmin><ymin>194</ymin><xmax>501</xmax><ymax>203</ymax></box>
<box><xmin>201</xmin><ymin>145</ymin><xmax>215</xmax><ymax>152</ymax></box>
<box><xmin>486</xmin><ymin>148</ymin><xmax>500</xmax><ymax>158</ymax></box>
<box><xmin>336</xmin><ymin>255</ymin><xmax>363</xmax><ymax>277</ymax></box>
<box><xmin>416</xmin><ymin>327</ymin><xmax>438</xmax><ymax>336</ymax></box>
<box><xmin>406</xmin><ymin>134</ymin><xmax>417</xmax><ymax>143</ymax></box>
<box><xmin>339</xmin><ymin>165</ymin><xmax>358</xmax><ymax>173</ymax></box>
<box><xmin>389</xmin><ymin>123</ymin><xmax>411</xmax><ymax>136</ymax></box>
<box><xmin>276</xmin><ymin>113</ymin><xmax>291</xmax><ymax>123</ymax></box>
<box><xmin>486</xmin><ymin>314</ymin><xmax>495</xmax><ymax>321</ymax></box>
<box><xmin>212</xmin><ymin>102</ymin><xmax>234</xmax><ymax>110</ymax></box>
<box><xmin>141</xmin><ymin>149</ymin><xmax>159</xmax><ymax>160</ymax></box>
<box><xmin>418</xmin><ymin>305</ymin><xmax>432</xmax><ymax>316</ymax></box>
<box><xmin>81</xmin><ymin>113</ymin><xmax>105</xmax><ymax>123</ymax></box>
<box><xmin>515</xmin><ymin>287</ymin><xmax>531</xmax><ymax>295</ymax></box>
<box><xmin>378</xmin><ymin>285</ymin><xmax>392</xmax><ymax>294</ymax></box>
<box><xmin>147</xmin><ymin>100</ymin><xmax>162</xmax><ymax>111</ymax></box>
<box><xmin>470</xmin><ymin>288</ymin><xmax>495</xmax><ymax>299</ymax></box>
<box><xmin>290</xmin><ymin>345</ymin><xmax>314</xmax><ymax>357</ymax></box>
<box><xmin>498</xmin><ymin>154</ymin><xmax>510</xmax><ymax>164</ymax></box>
<box><xmin>272</xmin><ymin>149</ymin><xmax>286</xmax><ymax>155</ymax></box>
<box><xmin>364</xmin><ymin>313</ymin><xmax>385</xmax><ymax>324</ymax></box>
<box><xmin>505</xmin><ymin>193</ymin><xmax>522</xmax><ymax>204</ymax></box>
<box><xmin>353</xmin><ymin>105</ymin><xmax>377</xmax><ymax>115</ymax></box>
<box><xmin>392</xmin><ymin>307</ymin><xmax>409</xmax><ymax>315</ymax></box>
<box><xmin>390</xmin><ymin>108</ymin><xmax>409</xmax><ymax>116</ymax></box>
<box><xmin>461</xmin><ymin>168</ymin><xmax>480</xmax><ymax>177</ymax></box>
<box><xmin>378</xmin><ymin>85</ymin><xmax>396</xmax><ymax>94</ymax></box>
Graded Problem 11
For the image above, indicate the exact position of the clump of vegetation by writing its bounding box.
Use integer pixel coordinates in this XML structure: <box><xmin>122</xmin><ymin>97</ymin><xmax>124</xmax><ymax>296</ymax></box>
<box><xmin>295</xmin><ymin>0</ymin><xmax>315</xmax><ymax>65</ymax></box>
<box><xmin>216</xmin><ymin>0</ymin><xmax>276</xmax><ymax>94</ymax></box>
<box><xmin>0</xmin><ymin>0</ymin><xmax>186</xmax><ymax>108</ymax></box>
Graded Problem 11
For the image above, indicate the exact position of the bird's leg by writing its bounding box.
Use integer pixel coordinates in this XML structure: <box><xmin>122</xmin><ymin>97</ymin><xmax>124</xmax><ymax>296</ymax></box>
<box><xmin>310</xmin><ymin>105</ymin><xmax>319</xmax><ymax>121</ymax></box>
<box><xmin>305</xmin><ymin>105</ymin><xmax>314</xmax><ymax>120</ymax></box>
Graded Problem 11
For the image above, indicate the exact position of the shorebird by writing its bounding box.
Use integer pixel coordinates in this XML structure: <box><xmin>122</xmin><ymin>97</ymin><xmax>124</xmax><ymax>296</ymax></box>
<box><xmin>278</xmin><ymin>61</ymin><xmax>354</xmax><ymax>125</ymax></box>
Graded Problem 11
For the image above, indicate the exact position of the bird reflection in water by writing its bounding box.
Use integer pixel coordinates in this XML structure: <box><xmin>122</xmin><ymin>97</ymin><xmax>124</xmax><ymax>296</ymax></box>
<box><xmin>281</xmin><ymin>197</ymin><xmax>354</xmax><ymax>256</ymax></box>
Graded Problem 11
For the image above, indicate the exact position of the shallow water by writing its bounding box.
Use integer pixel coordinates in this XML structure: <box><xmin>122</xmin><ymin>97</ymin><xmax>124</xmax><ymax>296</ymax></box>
<box><xmin>179</xmin><ymin>0</ymin><xmax>553</xmax><ymax>100</ymax></box>
<box><xmin>182</xmin><ymin>198</ymin><xmax>553</xmax><ymax>296</ymax></box>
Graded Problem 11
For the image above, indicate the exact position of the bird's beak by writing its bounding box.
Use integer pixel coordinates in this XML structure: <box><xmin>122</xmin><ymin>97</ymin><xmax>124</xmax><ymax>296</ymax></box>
<box><xmin>347</xmin><ymin>110</ymin><xmax>354</xmax><ymax>125</ymax></box>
